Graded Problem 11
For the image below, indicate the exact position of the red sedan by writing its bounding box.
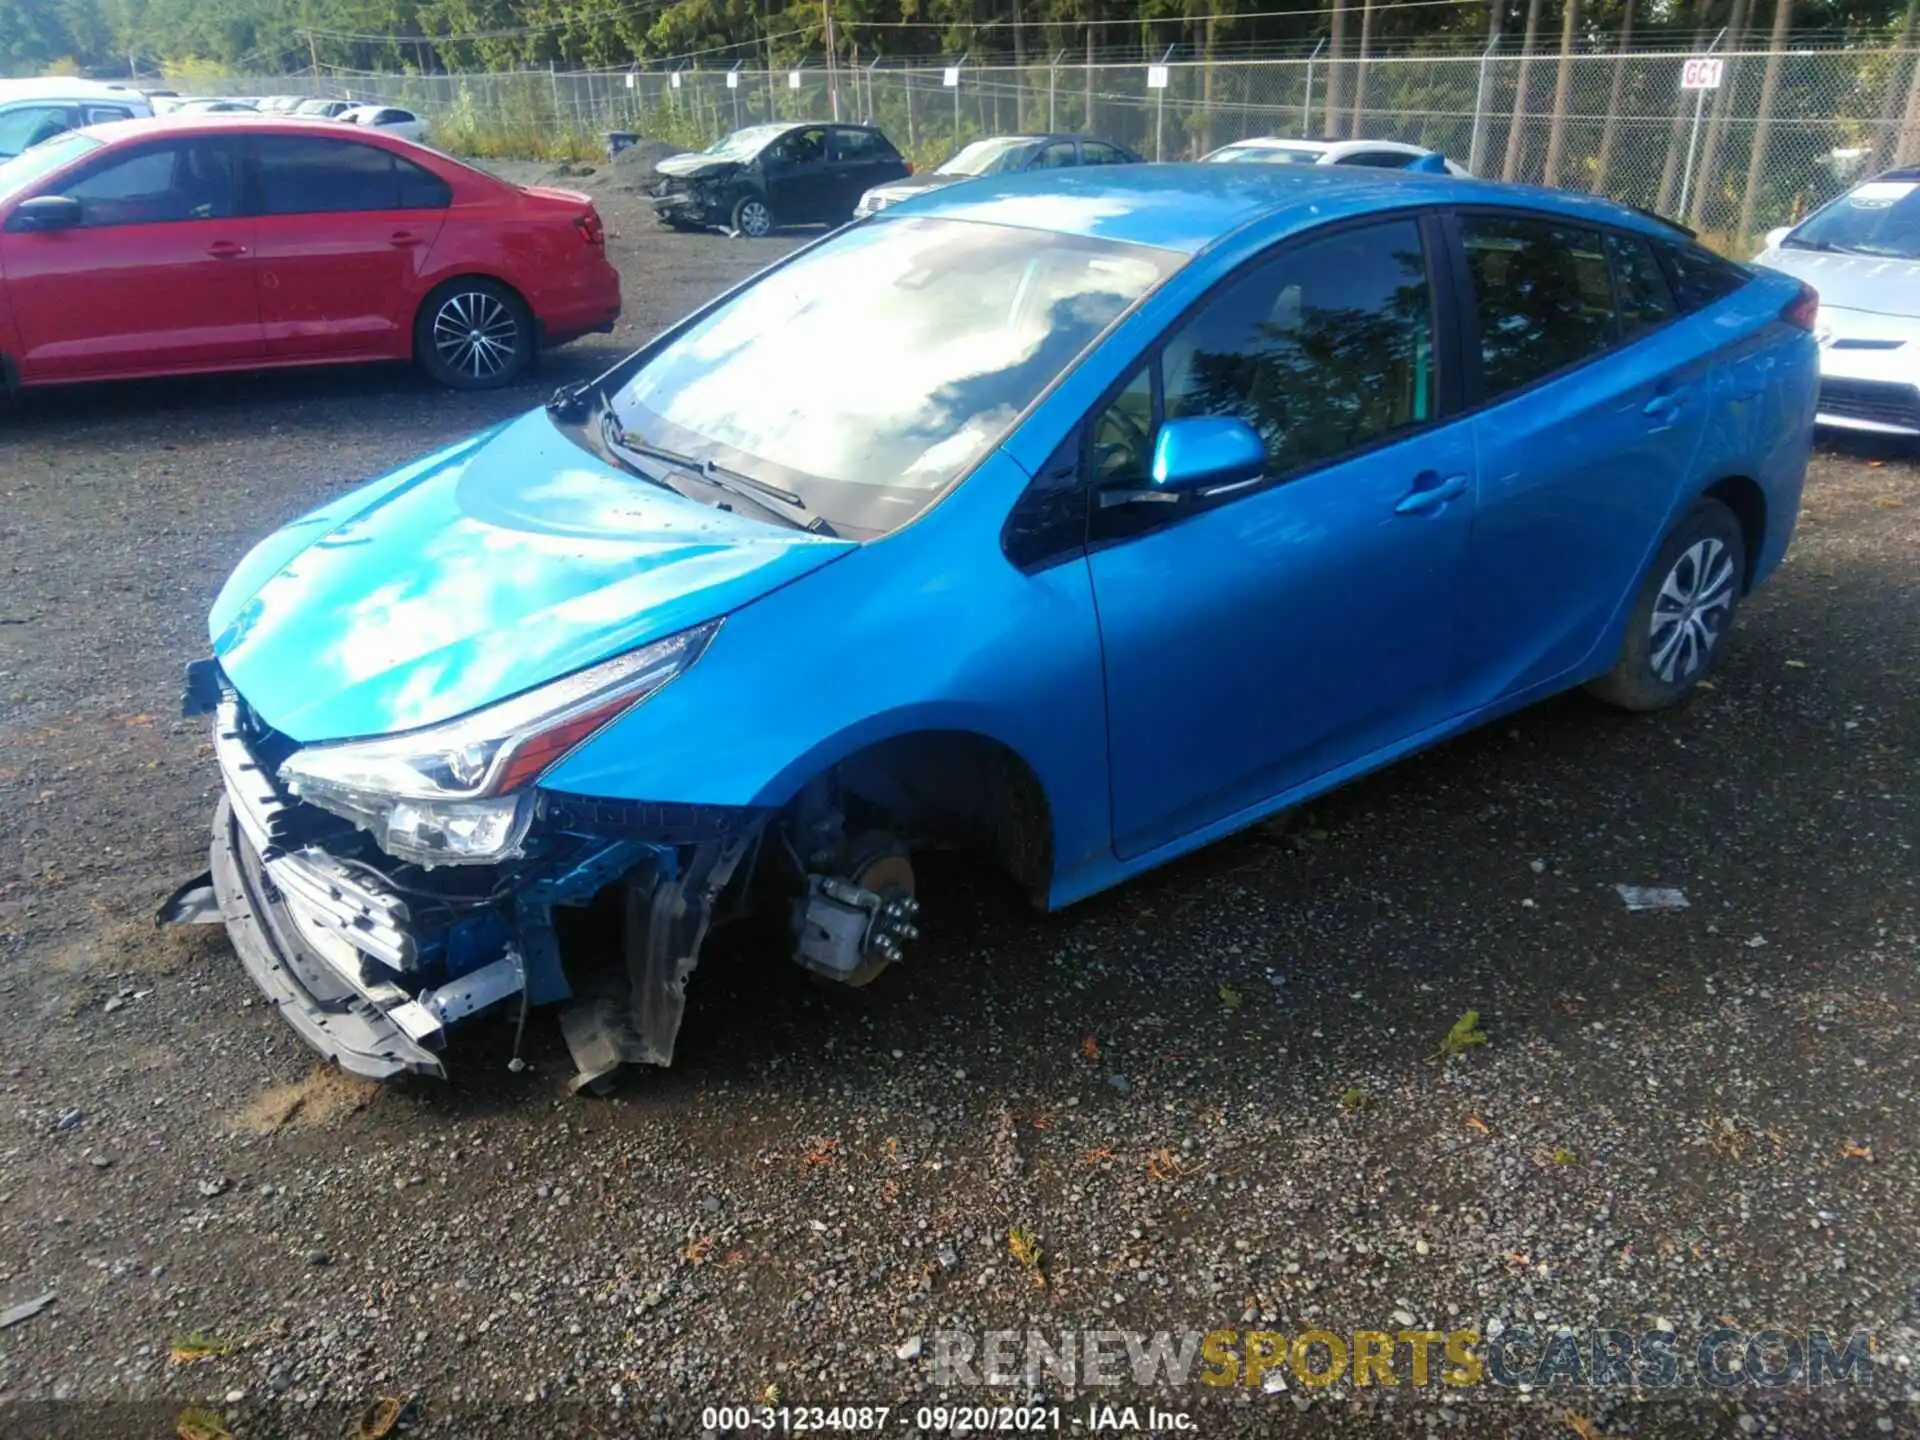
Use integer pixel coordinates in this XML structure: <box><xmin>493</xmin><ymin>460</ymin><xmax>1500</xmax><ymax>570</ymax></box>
<box><xmin>0</xmin><ymin>115</ymin><xmax>621</xmax><ymax>392</ymax></box>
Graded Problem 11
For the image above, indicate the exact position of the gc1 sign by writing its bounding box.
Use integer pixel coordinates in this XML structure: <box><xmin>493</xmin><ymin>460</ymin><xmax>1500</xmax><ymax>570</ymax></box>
<box><xmin>1680</xmin><ymin>56</ymin><xmax>1724</xmax><ymax>90</ymax></box>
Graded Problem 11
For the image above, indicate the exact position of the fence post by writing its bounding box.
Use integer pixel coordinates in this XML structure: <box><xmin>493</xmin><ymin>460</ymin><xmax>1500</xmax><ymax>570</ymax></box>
<box><xmin>1049</xmin><ymin>50</ymin><xmax>1062</xmax><ymax>131</ymax></box>
<box><xmin>1684</xmin><ymin>23</ymin><xmax>1734</xmax><ymax>227</ymax></box>
<box><xmin>1467</xmin><ymin>30</ymin><xmax>1499</xmax><ymax>176</ymax></box>
<box><xmin>954</xmin><ymin>54</ymin><xmax>965</xmax><ymax>142</ymax></box>
<box><xmin>1677</xmin><ymin>30</ymin><xmax>1726</xmax><ymax>219</ymax></box>
<box><xmin>1689</xmin><ymin>3</ymin><xmax>1748</xmax><ymax>229</ymax></box>
<box><xmin>1303</xmin><ymin>37</ymin><xmax>1324</xmax><ymax>135</ymax></box>
<box><xmin>1153</xmin><ymin>45</ymin><xmax>1174</xmax><ymax>161</ymax></box>
<box><xmin>1350</xmin><ymin>0</ymin><xmax>1375</xmax><ymax>138</ymax></box>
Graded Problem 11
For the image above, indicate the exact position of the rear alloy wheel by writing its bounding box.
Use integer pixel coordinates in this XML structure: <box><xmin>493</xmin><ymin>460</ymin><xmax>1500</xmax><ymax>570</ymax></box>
<box><xmin>416</xmin><ymin>279</ymin><xmax>533</xmax><ymax>390</ymax></box>
<box><xmin>1587</xmin><ymin>498</ymin><xmax>1745</xmax><ymax>711</ymax></box>
<box><xmin>731</xmin><ymin>195</ymin><xmax>775</xmax><ymax>238</ymax></box>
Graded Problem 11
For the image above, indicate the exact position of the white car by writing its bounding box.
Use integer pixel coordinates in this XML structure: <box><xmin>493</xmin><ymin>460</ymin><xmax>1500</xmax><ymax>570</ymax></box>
<box><xmin>1203</xmin><ymin>135</ymin><xmax>1469</xmax><ymax>177</ymax></box>
<box><xmin>338</xmin><ymin>104</ymin><xmax>425</xmax><ymax>143</ymax></box>
<box><xmin>1752</xmin><ymin>172</ymin><xmax>1920</xmax><ymax>435</ymax></box>
<box><xmin>0</xmin><ymin>77</ymin><xmax>151</xmax><ymax>160</ymax></box>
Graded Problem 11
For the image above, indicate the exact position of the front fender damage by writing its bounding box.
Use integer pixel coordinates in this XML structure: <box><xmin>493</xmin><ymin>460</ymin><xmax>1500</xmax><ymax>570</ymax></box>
<box><xmin>556</xmin><ymin>839</ymin><xmax>750</xmax><ymax>1093</ymax></box>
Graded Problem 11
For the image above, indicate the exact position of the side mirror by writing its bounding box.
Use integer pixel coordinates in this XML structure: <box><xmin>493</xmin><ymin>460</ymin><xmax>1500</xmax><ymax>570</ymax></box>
<box><xmin>7</xmin><ymin>194</ymin><xmax>82</xmax><ymax>233</ymax></box>
<box><xmin>1152</xmin><ymin>415</ymin><xmax>1266</xmax><ymax>493</ymax></box>
<box><xmin>1099</xmin><ymin>415</ymin><xmax>1267</xmax><ymax>509</ymax></box>
<box><xmin>1764</xmin><ymin>226</ymin><xmax>1791</xmax><ymax>251</ymax></box>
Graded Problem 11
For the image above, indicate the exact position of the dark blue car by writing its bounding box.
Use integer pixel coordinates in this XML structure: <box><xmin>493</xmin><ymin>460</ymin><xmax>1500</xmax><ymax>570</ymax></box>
<box><xmin>174</xmin><ymin>164</ymin><xmax>1817</xmax><ymax>1087</ymax></box>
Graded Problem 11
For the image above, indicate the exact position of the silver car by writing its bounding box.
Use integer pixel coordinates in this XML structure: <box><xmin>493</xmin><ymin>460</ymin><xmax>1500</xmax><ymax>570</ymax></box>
<box><xmin>1753</xmin><ymin>172</ymin><xmax>1920</xmax><ymax>435</ymax></box>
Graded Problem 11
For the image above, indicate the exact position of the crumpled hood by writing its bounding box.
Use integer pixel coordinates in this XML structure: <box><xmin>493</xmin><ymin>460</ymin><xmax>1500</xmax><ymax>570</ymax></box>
<box><xmin>210</xmin><ymin>410</ymin><xmax>854</xmax><ymax>743</ymax></box>
<box><xmin>654</xmin><ymin>153</ymin><xmax>740</xmax><ymax>181</ymax></box>
<box><xmin>1757</xmin><ymin>245</ymin><xmax>1920</xmax><ymax>318</ymax></box>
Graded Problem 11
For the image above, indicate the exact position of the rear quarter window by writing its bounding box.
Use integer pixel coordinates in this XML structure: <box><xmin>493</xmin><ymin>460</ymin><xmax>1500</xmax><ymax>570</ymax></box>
<box><xmin>1660</xmin><ymin>242</ymin><xmax>1751</xmax><ymax>312</ymax></box>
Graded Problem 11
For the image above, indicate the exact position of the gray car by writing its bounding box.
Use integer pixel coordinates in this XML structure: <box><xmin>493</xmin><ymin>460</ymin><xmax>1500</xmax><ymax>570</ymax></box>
<box><xmin>1752</xmin><ymin>168</ymin><xmax>1920</xmax><ymax>435</ymax></box>
<box><xmin>854</xmin><ymin>133</ymin><xmax>1140</xmax><ymax>218</ymax></box>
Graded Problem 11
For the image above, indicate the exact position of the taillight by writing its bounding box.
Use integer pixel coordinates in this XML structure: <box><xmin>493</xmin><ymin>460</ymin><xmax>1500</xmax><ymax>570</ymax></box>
<box><xmin>1782</xmin><ymin>281</ymin><xmax>1818</xmax><ymax>331</ymax></box>
<box><xmin>575</xmin><ymin>210</ymin><xmax>605</xmax><ymax>246</ymax></box>
<box><xmin>904</xmin><ymin>161</ymin><xmax>914</xmax><ymax>175</ymax></box>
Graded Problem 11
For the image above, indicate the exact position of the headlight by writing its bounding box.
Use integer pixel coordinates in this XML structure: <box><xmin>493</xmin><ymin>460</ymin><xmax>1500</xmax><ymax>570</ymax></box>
<box><xmin>278</xmin><ymin>621</ymin><xmax>718</xmax><ymax>866</ymax></box>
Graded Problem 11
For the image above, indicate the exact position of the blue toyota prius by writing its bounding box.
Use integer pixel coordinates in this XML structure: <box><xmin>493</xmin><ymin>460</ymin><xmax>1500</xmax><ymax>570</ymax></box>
<box><xmin>168</xmin><ymin>164</ymin><xmax>1817</xmax><ymax>1088</ymax></box>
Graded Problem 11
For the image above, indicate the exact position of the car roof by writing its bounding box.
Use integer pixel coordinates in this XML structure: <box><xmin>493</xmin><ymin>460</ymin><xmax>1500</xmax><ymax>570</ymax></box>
<box><xmin>1216</xmin><ymin>135</ymin><xmax>1426</xmax><ymax>156</ymax></box>
<box><xmin>1220</xmin><ymin>136</ymin><xmax>1335</xmax><ymax>150</ymax></box>
<box><xmin>968</xmin><ymin>133</ymin><xmax>1128</xmax><ymax>145</ymax></box>
<box><xmin>895</xmin><ymin>161</ymin><xmax>1682</xmax><ymax>256</ymax></box>
<box><xmin>76</xmin><ymin>112</ymin><xmax>434</xmax><ymax>149</ymax></box>
<box><xmin>0</xmin><ymin>77</ymin><xmax>149</xmax><ymax>102</ymax></box>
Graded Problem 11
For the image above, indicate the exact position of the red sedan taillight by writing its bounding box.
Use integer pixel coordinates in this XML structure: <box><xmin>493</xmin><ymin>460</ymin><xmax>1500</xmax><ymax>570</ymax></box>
<box><xmin>575</xmin><ymin>210</ymin><xmax>605</xmax><ymax>247</ymax></box>
<box><xmin>1782</xmin><ymin>280</ymin><xmax>1818</xmax><ymax>331</ymax></box>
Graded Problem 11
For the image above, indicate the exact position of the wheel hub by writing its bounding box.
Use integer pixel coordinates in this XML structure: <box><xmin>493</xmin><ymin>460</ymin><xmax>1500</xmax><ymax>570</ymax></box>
<box><xmin>792</xmin><ymin>851</ymin><xmax>918</xmax><ymax>987</ymax></box>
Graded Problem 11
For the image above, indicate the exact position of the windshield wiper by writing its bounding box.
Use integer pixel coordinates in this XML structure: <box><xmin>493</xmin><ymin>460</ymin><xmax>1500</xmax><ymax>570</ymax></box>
<box><xmin>594</xmin><ymin>410</ymin><xmax>689</xmax><ymax>497</ymax></box>
<box><xmin>602</xmin><ymin>414</ymin><xmax>837</xmax><ymax>536</ymax></box>
<box><xmin>1782</xmin><ymin>237</ymin><xmax>1836</xmax><ymax>252</ymax></box>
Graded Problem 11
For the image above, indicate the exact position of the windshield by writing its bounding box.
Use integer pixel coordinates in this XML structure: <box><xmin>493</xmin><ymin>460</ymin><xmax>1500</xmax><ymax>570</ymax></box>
<box><xmin>612</xmin><ymin>216</ymin><xmax>1179</xmax><ymax>533</ymax></box>
<box><xmin>937</xmin><ymin>138</ymin><xmax>1035</xmax><ymax>177</ymax></box>
<box><xmin>0</xmin><ymin>131</ymin><xmax>97</xmax><ymax>195</ymax></box>
<box><xmin>1206</xmin><ymin>143</ymin><xmax>1322</xmax><ymax>165</ymax></box>
<box><xmin>701</xmin><ymin>124</ymin><xmax>791</xmax><ymax>162</ymax></box>
<box><xmin>1788</xmin><ymin>178</ymin><xmax>1920</xmax><ymax>258</ymax></box>
<box><xmin>295</xmin><ymin>99</ymin><xmax>336</xmax><ymax>114</ymax></box>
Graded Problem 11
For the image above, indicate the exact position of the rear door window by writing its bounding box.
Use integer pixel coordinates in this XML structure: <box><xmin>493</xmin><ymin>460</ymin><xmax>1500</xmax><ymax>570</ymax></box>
<box><xmin>830</xmin><ymin>128</ymin><xmax>883</xmax><ymax>162</ymax></box>
<box><xmin>1460</xmin><ymin>213</ymin><xmax>1616</xmax><ymax>398</ymax></box>
<box><xmin>251</xmin><ymin>135</ymin><xmax>448</xmax><ymax>213</ymax></box>
<box><xmin>1081</xmin><ymin>141</ymin><xmax>1130</xmax><ymax>165</ymax></box>
<box><xmin>1608</xmin><ymin>231</ymin><xmax>1678</xmax><ymax>339</ymax></box>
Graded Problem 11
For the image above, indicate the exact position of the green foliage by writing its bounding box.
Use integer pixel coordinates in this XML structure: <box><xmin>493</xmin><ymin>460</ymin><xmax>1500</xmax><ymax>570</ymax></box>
<box><xmin>1434</xmin><ymin>1009</ymin><xmax>1488</xmax><ymax>1061</ymax></box>
<box><xmin>7</xmin><ymin>0</ymin><xmax>1915</xmax><ymax>86</ymax></box>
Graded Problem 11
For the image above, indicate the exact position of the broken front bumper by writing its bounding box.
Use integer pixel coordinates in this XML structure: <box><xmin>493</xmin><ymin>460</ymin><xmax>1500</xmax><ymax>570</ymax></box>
<box><xmin>178</xmin><ymin>684</ymin><xmax>764</xmax><ymax>1085</ymax></box>
<box><xmin>204</xmin><ymin>698</ymin><xmax>527</xmax><ymax>1079</ymax></box>
<box><xmin>210</xmin><ymin>796</ymin><xmax>476</xmax><ymax>1079</ymax></box>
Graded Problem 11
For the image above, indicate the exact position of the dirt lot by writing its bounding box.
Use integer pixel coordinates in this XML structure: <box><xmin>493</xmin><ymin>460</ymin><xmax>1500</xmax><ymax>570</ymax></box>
<box><xmin>1</xmin><ymin>174</ymin><xmax>1917</xmax><ymax>1440</ymax></box>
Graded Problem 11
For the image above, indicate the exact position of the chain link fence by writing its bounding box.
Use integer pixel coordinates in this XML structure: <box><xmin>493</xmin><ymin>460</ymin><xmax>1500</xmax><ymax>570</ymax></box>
<box><xmin>199</xmin><ymin>45</ymin><xmax>1920</xmax><ymax>251</ymax></box>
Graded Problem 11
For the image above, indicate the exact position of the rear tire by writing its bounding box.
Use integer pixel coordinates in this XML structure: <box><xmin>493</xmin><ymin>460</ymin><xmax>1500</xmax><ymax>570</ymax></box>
<box><xmin>1586</xmin><ymin>497</ymin><xmax>1745</xmax><ymax>712</ymax></box>
<box><xmin>731</xmin><ymin>194</ymin><xmax>775</xmax><ymax>238</ymax></box>
<box><xmin>414</xmin><ymin>278</ymin><xmax>533</xmax><ymax>390</ymax></box>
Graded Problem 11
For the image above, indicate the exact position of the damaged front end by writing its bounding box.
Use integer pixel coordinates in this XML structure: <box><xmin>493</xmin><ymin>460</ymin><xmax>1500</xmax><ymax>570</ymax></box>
<box><xmin>163</xmin><ymin>648</ymin><xmax>774</xmax><ymax>1091</ymax></box>
<box><xmin>648</xmin><ymin>159</ymin><xmax>740</xmax><ymax>228</ymax></box>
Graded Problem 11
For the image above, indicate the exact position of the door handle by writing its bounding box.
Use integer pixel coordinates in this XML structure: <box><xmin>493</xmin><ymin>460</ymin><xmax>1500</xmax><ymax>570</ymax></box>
<box><xmin>1395</xmin><ymin>471</ymin><xmax>1468</xmax><ymax>515</ymax></box>
<box><xmin>206</xmin><ymin>240</ymin><xmax>247</xmax><ymax>259</ymax></box>
<box><xmin>389</xmin><ymin>231</ymin><xmax>424</xmax><ymax>248</ymax></box>
<box><xmin>1644</xmin><ymin>386</ymin><xmax>1689</xmax><ymax>420</ymax></box>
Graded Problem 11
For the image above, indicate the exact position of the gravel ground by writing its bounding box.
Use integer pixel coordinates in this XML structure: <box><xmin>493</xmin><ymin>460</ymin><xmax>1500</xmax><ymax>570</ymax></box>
<box><xmin>0</xmin><ymin>177</ymin><xmax>1917</xmax><ymax>1440</ymax></box>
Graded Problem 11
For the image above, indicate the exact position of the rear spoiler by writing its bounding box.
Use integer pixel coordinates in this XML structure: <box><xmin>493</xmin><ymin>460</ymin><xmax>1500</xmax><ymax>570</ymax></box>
<box><xmin>1622</xmin><ymin>202</ymin><xmax>1697</xmax><ymax>238</ymax></box>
